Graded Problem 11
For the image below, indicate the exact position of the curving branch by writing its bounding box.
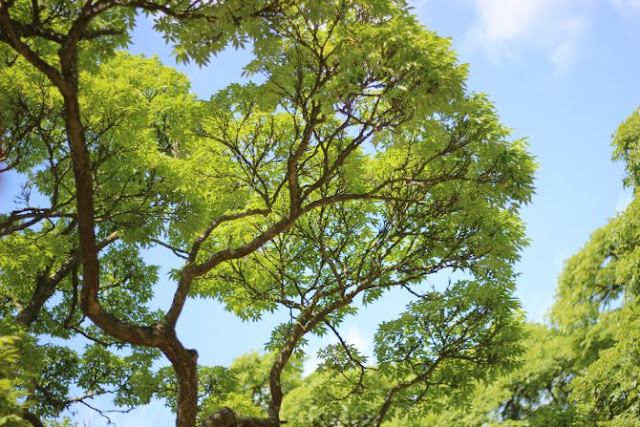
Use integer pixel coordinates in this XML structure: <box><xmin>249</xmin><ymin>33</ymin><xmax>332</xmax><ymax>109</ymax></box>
<box><xmin>16</xmin><ymin>231</ymin><xmax>120</xmax><ymax>327</ymax></box>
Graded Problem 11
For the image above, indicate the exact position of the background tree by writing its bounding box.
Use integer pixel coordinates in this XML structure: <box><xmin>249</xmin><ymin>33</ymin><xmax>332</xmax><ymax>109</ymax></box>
<box><xmin>418</xmin><ymin>106</ymin><xmax>640</xmax><ymax>427</ymax></box>
<box><xmin>0</xmin><ymin>0</ymin><xmax>535</xmax><ymax>425</ymax></box>
<box><xmin>0</xmin><ymin>325</ymin><xmax>28</xmax><ymax>426</ymax></box>
<box><xmin>276</xmin><ymin>282</ymin><xmax>523</xmax><ymax>427</ymax></box>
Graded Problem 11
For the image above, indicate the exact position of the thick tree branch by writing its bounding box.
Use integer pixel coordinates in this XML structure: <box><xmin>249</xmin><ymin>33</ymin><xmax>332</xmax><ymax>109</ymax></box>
<box><xmin>21</xmin><ymin>409</ymin><xmax>46</xmax><ymax>427</ymax></box>
<box><xmin>16</xmin><ymin>231</ymin><xmax>120</xmax><ymax>327</ymax></box>
<box><xmin>203</xmin><ymin>407</ymin><xmax>279</xmax><ymax>427</ymax></box>
<box><xmin>0</xmin><ymin>4</ymin><xmax>70</xmax><ymax>95</ymax></box>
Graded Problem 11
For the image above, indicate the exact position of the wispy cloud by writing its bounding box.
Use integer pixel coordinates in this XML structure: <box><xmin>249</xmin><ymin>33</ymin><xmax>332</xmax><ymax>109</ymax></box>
<box><xmin>464</xmin><ymin>0</ymin><xmax>592</xmax><ymax>72</ymax></box>
<box><xmin>611</xmin><ymin>0</ymin><xmax>640</xmax><ymax>13</ymax></box>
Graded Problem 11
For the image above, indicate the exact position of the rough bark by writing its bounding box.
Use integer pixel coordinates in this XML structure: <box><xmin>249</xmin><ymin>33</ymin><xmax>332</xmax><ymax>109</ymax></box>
<box><xmin>163</xmin><ymin>340</ymin><xmax>200</xmax><ymax>427</ymax></box>
<box><xmin>202</xmin><ymin>408</ymin><xmax>279</xmax><ymax>427</ymax></box>
<box><xmin>58</xmin><ymin>39</ymin><xmax>199</xmax><ymax>427</ymax></box>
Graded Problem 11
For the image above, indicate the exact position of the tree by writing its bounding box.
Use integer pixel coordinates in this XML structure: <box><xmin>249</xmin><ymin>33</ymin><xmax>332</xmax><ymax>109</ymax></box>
<box><xmin>520</xmin><ymin>106</ymin><xmax>640</xmax><ymax>426</ymax></box>
<box><xmin>278</xmin><ymin>282</ymin><xmax>524</xmax><ymax>427</ymax></box>
<box><xmin>0</xmin><ymin>325</ymin><xmax>27</xmax><ymax>426</ymax></box>
<box><xmin>419</xmin><ymin>323</ymin><xmax>582</xmax><ymax>427</ymax></box>
<box><xmin>548</xmin><ymin>107</ymin><xmax>640</xmax><ymax>423</ymax></box>
<box><xmin>420</xmin><ymin>106</ymin><xmax>640</xmax><ymax>427</ymax></box>
<box><xmin>0</xmin><ymin>0</ymin><xmax>535</xmax><ymax>425</ymax></box>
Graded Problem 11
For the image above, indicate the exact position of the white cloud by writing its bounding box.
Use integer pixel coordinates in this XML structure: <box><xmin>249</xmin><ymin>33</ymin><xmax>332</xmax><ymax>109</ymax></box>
<box><xmin>611</xmin><ymin>0</ymin><xmax>640</xmax><ymax>13</ymax></box>
<box><xmin>465</xmin><ymin>0</ymin><xmax>591</xmax><ymax>72</ymax></box>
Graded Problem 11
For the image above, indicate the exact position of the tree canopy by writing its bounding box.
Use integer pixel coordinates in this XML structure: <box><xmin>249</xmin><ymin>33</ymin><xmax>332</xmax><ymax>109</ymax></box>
<box><xmin>0</xmin><ymin>0</ymin><xmax>536</xmax><ymax>426</ymax></box>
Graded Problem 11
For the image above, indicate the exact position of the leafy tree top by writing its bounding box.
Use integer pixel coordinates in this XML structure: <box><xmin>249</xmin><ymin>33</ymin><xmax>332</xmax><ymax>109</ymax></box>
<box><xmin>0</xmin><ymin>0</ymin><xmax>535</xmax><ymax>425</ymax></box>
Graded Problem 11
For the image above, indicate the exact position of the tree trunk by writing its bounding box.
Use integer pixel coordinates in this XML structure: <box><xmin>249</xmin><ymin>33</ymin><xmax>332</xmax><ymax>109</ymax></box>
<box><xmin>201</xmin><ymin>408</ymin><xmax>279</xmax><ymax>427</ymax></box>
<box><xmin>164</xmin><ymin>344</ymin><xmax>200</xmax><ymax>427</ymax></box>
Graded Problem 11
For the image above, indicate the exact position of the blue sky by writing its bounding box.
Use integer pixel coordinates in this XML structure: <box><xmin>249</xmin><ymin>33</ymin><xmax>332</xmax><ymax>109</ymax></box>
<box><xmin>3</xmin><ymin>0</ymin><xmax>640</xmax><ymax>425</ymax></box>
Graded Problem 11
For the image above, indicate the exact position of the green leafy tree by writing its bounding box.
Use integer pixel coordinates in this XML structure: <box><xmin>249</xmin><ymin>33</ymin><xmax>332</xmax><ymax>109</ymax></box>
<box><xmin>422</xmin><ymin>106</ymin><xmax>640</xmax><ymax>427</ymax></box>
<box><xmin>0</xmin><ymin>0</ymin><xmax>535</xmax><ymax>425</ymax></box>
<box><xmin>0</xmin><ymin>326</ymin><xmax>26</xmax><ymax>426</ymax></box>
<box><xmin>544</xmin><ymin>106</ymin><xmax>640</xmax><ymax>425</ymax></box>
<box><xmin>278</xmin><ymin>282</ymin><xmax>523</xmax><ymax>427</ymax></box>
<box><xmin>418</xmin><ymin>323</ymin><xmax>582</xmax><ymax>427</ymax></box>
